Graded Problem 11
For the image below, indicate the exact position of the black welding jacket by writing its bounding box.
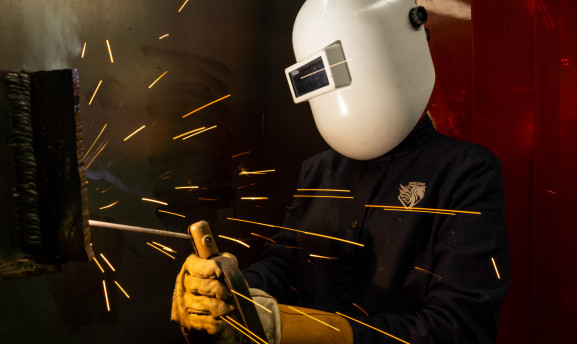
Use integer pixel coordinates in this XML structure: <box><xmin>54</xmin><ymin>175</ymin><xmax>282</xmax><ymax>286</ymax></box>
<box><xmin>242</xmin><ymin>116</ymin><xmax>510</xmax><ymax>344</ymax></box>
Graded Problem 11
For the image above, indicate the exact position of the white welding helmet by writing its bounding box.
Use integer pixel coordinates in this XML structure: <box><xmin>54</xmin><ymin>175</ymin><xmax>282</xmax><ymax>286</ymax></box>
<box><xmin>285</xmin><ymin>0</ymin><xmax>435</xmax><ymax>160</ymax></box>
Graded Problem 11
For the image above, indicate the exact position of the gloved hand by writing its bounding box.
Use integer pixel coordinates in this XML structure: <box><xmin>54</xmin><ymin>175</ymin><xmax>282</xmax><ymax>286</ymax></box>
<box><xmin>171</xmin><ymin>253</ymin><xmax>236</xmax><ymax>335</ymax></box>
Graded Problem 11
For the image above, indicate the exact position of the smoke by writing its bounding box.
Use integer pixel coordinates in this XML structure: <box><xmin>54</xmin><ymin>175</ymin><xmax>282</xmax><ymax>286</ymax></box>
<box><xmin>22</xmin><ymin>0</ymin><xmax>81</xmax><ymax>71</ymax></box>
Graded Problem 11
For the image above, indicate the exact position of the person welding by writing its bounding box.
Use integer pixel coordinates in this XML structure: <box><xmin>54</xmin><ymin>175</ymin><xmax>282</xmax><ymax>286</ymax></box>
<box><xmin>171</xmin><ymin>1</ymin><xmax>510</xmax><ymax>343</ymax></box>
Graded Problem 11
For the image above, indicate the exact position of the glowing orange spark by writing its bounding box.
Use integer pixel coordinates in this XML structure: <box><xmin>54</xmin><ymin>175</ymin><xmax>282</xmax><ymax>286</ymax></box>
<box><xmin>158</xmin><ymin>34</ymin><xmax>170</xmax><ymax>40</ymax></box>
<box><xmin>232</xmin><ymin>151</ymin><xmax>251</xmax><ymax>158</ymax></box>
<box><xmin>300</xmin><ymin>59</ymin><xmax>352</xmax><ymax>80</ymax></box>
<box><xmin>123</xmin><ymin>125</ymin><xmax>146</xmax><ymax>141</ymax></box>
<box><xmin>173</xmin><ymin>127</ymin><xmax>206</xmax><ymax>140</ymax></box>
<box><xmin>221</xmin><ymin>316</ymin><xmax>267</xmax><ymax>344</ymax></box>
<box><xmin>414</xmin><ymin>267</ymin><xmax>442</xmax><ymax>280</ymax></box>
<box><xmin>182</xmin><ymin>125</ymin><xmax>217</xmax><ymax>140</ymax></box>
<box><xmin>84</xmin><ymin>123</ymin><xmax>107</xmax><ymax>159</ymax></box>
<box><xmin>81</xmin><ymin>41</ymin><xmax>86</xmax><ymax>58</ymax></box>
<box><xmin>93</xmin><ymin>257</ymin><xmax>105</xmax><ymax>273</ymax></box>
<box><xmin>309</xmin><ymin>254</ymin><xmax>338</xmax><ymax>260</ymax></box>
<box><xmin>159</xmin><ymin>170</ymin><xmax>172</xmax><ymax>178</ymax></box>
<box><xmin>175</xmin><ymin>186</ymin><xmax>199</xmax><ymax>190</ymax></box>
<box><xmin>251</xmin><ymin>233</ymin><xmax>276</xmax><ymax>243</ymax></box>
<box><xmin>365</xmin><ymin>204</ymin><xmax>480</xmax><ymax>215</ymax></box>
<box><xmin>177</xmin><ymin>0</ymin><xmax>189</xmax><ymax>13</ymax></box>
<box><xmin>99</xmin><ymin>200</ymin><xmax>119</xmax><ymax>210</ymax></box>
<box><xmin>238</xmin><ymin>183</ymin><xmax>256</xmax><ymax>190</ymax></box>
<box><xmin>157</xmin><ymin>209</ymin><xmax>186</xmax><ymax>218</ymax></box>
<box><xmin>546</xmin><ymin>190</ymin><xmax>557</xmax><ymax>195</ymax></box>
<box><xmin>106</xmin><ymin>40</ymin><xmax>114</xmax><ymax>63</ymax></box>
<box><xmin>289</xmin><ymin>286</ymin><xmax>300</xmax><ymax>293</ymax></box>
<box><xmin>336</xmin><ymin>312</ymin><xmax>410</xmax><ymax>344</ymax></box>
<box><xmin>352</xmin><ymin>303</ymin><xmax>369</xmax><ymax>316</ymax></box>
<box><xmin>151</xmin><ymin>242</ymin><xmax>177</xmax><ymax>253</ymax></box>
<box><xmin>239</xmin><ymin>169</ymin><xmax>276</xmax><ymax>176</ymax></box>
<box><xmin>293</xmin><ymin>195</ymin><xmax>354</xmax><ymax>199</ymax></box>
<box><xmin>241</xmin><ymin>197</ymin><xmax>269</xmax><ymax>200</ymax></box>
<box><xmin>146</xmin><ymin>242</ymin><xmax>175</xmax><ymax>259</ymax></box>
<box><xmin>218</xmin><ymin>235</ymin><xmax>250</xmax><ymax>248</ymax></box>
<box><xmin>114</xmin><ymin>281</ymin><xmax>130</xmax><ymax>299</ymax></box>
<box><xmin>85</xmin><ymin>137</ymin><xmax>110</xmax><ymax>169</ymax></box>
<box><xmin>198</xmin><ymin>198</ymin><xmax>218</xmax><ymax>201</ymax></box>
<box><xmin>142</xmin><ymin>198</ymin><xmax>168</xmax><ymax>206</ymax></box>
<box><xmin>182</xmin><ymin>94</ymin><xmax>231</xmax><ymax>118</ymax></box>
<box><xmin>227</xmin><ymin>218</ymin><xmax>364</xmax><ymax>247</ymax></box>
<box><xmin>102</xmin><ymin>280</ymin><xmax>110</xmax><ymax>311</ymax></box>
<box><xmin>100</xmin><ymin>185</ymin><xmax>113</xmax><ymax>194</ymax></box>
<box><xmin>297</xmin><ymin>189</ymin><xmax>351</xmax><ymax>193</ymax></box>
<box><xmin>285</xmin><ymin>246</ymin><xmax>302</xmax><ymax>250</ymax></box>
<box><xmin>88</xmin><ymin>80</ymin><xmax>102</xmax><ymax>105</ymax></box>
<box><xmin>99</xmin><ymin>253</ymin><xmax>116</xmax><ymax>271</ymax></box>
<box><xmin>148</xmin><ymin>71</ymin><xmax>168</xmax><ymax>89</ymax></box>
<box><xmin>287</xmin><ymin>306</ymin><xmax>340</xmax><ymax>331</ymax></box>
<box><xmin>491</xmin><ymin>257</ymin><xmax>501</xmax><ymax>279</ymax></box>
<box><xmin>230</xmin><ymin>290</ymin><xmax>272</xmax><ymax>313</ymax></box>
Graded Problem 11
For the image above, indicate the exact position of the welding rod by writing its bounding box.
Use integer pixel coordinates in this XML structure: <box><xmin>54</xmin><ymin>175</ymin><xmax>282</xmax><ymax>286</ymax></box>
<box><xmin>88</xmin><ymin>220</ymin><xmax>192</xmax><ymax>240</ymax></box>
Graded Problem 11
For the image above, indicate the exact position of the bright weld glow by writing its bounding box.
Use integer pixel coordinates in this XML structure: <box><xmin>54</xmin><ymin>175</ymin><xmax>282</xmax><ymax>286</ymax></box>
<box><xmin>227</xmin><ymin>218</ymin><xmax>364</xmax><ymax>247</ymax></box>
<box><xmin>293</xmin><ymin>195</ymin><xmax>354</xmax><ymax>199</ymax></box>
<box><xmin>251</xmin><ymin>233</ymin><xmax>276</xmax><ymax>243</ymax></box>
<box><xmin>239</xmin><ymin>169</ymin><xmax>276</xmax><ymax>176</ymax></box>
<box><xmin>81</xmin><ymin>41</ymin><xmax>87</xmax><ymax>58</ymax></box>
<box><xmin>93</xmin><ymin>257</ymin><xmax>105</xmax><ymax>273</ymax></box>
<box><xmin>146</xmin><ymin>242</ymin><xmax>175</xmax><ymax>259</ymax></box>
<box><xmin>182</xmin><ymin>125</ymin><xmax>217</xmax><ymax>140</ymax></box>
<box><xmin>123</xmin><ymin>125</ymin><xmax>146</xmax><ymax>141</ymax></box>
<box><xmin>177</xmin><ymin>0</ymin><xmax>189</xmax><ymax>12</ymax></box>
<box><xmin>152</xmin><ymin>241</ymin><xmax>177</xmax><ymax>253</ymax></box>
<box><xmin>223</xmin><ymin>315</ymin><xmax>268</xmax><ymax>344</ymax></box>
<box><xmin>173</xmin><ymin>127</ymin><xmax>206</xmax><ymax>140</ymax></box>
<box><xmin>158</xmin><ymin>34</ymin><xmax>170</xmax><ymax>40</ymax></box>
<box><xmin>175</xmin><ymin>186</ymin><xmax>199</xmax><ymax>190</ymax></box>
<box><xmin>352</xmin><ymin>303</ymin><xmax>369</xmax><ymax>316</ymax></box>
<box><xmin>241</xmin><ymin>197</ymin><xmax>269</xmax><ymax>200</ymax></box>
<box><xmin>148</xmin><ymin>71</ymin><xmax>167</xmax><ymax>89</ymax></box>
<box><xmin>232</xmin><ymin>151</ymin><xmax>250</xmax><ymax>158</ymax></box>
<box><xmin>85</xmin><ymin>138</ymin><xmax>110</xmax><ymax>169</ymax></box>
<box><xmin>84</xmin><ymin>123</ymin><xmax>107</xmax><ymax>159</ymax></box>
<box><xmin>230</xmin><ymin>289</ymin><xmax>272</xmax><ymax>313</ymax></box>
<box><xmin>157</xmin><ymin>209</ymin><xmax>186</xmax><ymax>218</ymax></box>
<box><xmin>106</xmin><ymin>40</ymin><xmax>114</xmax><ymax>63</ymax></box>
<box><xmin>99</xmin><ymin>253</ymin><xmax>116</xmax><ymax>272</ymax></box>
<box><xmin>287</xmin><ymin>306</ymin><xmax>340</xmax><ymax>331</ymax></box>
<box><xmin>309</xmin><ymin>254</ymin><xmax>338</xmax><ymax>260</ymax></box>
<box><xmin>300</xmin><ymin>59</ymin><xmax>352</xmax><ymax>80</ymax></box>
<box><xmin>99</xmin><ymin>200</ymin><xmax>119</xmax><ymax>210</ymax></box>
<box><xmin>114</xmin><ymin>281</ymin><xmax>130</xmax><ymax>299</ymax></box>
<box><xmin>365</xmin><ymin>204</ymin><xmax>481</xmax><ymax>215</ymax></box>
<box><xmin>297</xmin><ymin>189</ymin><xmax>351</xmax><ymax>193</ymax></box>
<box><xmin>182</xmin><ymin>94</ymin><xmax>231</xmax><ymax>118</ymax></box>
<box><xmin>142</xmin><ymin>198</ymin><xmax>168</xmax><ymax>206</ymax></box>
<box><xmin>414</xmin><ymin>267</ymin><xmax>442</xmax><ymax>280</ymax></box>
<box><xmin>103</xmin><ymin>280</ymin><xmax>110</xmax><ymax>311</ymax></box>
<box><xmin>88</xmin><ymin>80</ymin><xmax>103</xmax><ymax>105</ymax></box>
<box><xmin>336</xmin><ymin>312</ymin><xmax>410</xmax><ymax>344</ymax></box>
<box><xmin>218</xmin><ymin>235</ymin><xmax>250</xmax><ymax>248</ymax></box>
<box><xmin>491</xmin><ymin>258</ymin><xmax>501</xmax><ymax>279</ymax></box>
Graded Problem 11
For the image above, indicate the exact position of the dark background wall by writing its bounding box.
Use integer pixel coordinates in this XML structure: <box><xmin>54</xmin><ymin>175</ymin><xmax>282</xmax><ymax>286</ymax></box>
<box><xmin>1</xmin><ymin>0</ymin><xmax>576</xmax><ymax>343</ymax></box>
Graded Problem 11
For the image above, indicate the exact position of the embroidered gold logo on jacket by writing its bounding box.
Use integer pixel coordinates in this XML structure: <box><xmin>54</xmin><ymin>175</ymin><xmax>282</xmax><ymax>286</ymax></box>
<box><xmin>398</xmin><ymin>182</ymin><xmax>427</xmax><ymax>208</ymax></box>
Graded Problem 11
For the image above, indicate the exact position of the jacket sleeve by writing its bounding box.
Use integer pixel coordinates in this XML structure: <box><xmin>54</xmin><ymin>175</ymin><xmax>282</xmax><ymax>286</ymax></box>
<box><xmin>349</xmin><ymin>153</ymin><xmax>510</xmax><ymax>344</ymax></box>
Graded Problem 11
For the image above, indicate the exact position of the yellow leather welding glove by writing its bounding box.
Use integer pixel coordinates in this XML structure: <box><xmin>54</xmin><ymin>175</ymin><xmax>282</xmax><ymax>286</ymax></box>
<box><xmin>171</xmin><ymin>253</ymin><xmax>237</xmax><ymax>335</ymax></box>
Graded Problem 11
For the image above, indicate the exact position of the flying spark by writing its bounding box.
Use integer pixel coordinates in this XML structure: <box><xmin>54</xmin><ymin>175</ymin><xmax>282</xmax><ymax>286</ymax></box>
<box><xmin>142</xmin><ymin>198</ymin><xmax>168</xmax><ymax>206</ymax></box>
<box><xmin>230</xmin><ymin>290</ymin><xmax>272</xmax><ymax>313</ymax></box>
<box><xmin>99</xmin><ymin>253</ymin><xmax>116</xmax><ymax>271</ymax></box>
<box><xmin>300</xmin><ymin>59</ymin><xmax>352</xmax><ymax>80</ymax></box>
<box><xmin>491</xmin><ymin>257</ymin><xmax>501</xmax><ymax>279</ymax></box>
<box><xmin>173</xmin><ymin>127</ymin><xmax>206</xmax><ymax>140</ymax></box>
<box><xmin>182</xmin><ymin>125</ymin><xmax>217</xmax><ymax>140</ymax></box>
<box><xmin>232</xmin><ymin>151</ymin><xmax>251</xmax><ymax>158</ymax></box>
<box><xmin>84</xmin><ymin>123</ymin><xmax>107</xmax><ymax>159</ymax></box>
<box><xmin>309</xmin><ymin>254</ymin><xmax>338</xmax><ymax>260</ymax></box>
<box><xmin>100</xmin><ymin>185</ymin><xmax>114</xmax><ymax>193</ymax></box>
<box><xmin>81</xmin><ymin>41</ymin><xmax>87</xmax><ymax>58</ymax></box>
<box><xmin>289</xmin><ymin>286</ymin><xmax>300</xmax><ymax>293</ymax></box>
<box><xmin>123</xmin><ymin>125</ymin><xmax>146</xmax><ymax>141</ymax></box>
<box><xmin>85</xmin><ymin>137</ymin><xmax>111</xmax><ymax>169</ymax></box>
<box><xmin>251</xmin><ymin>233</ymin><xmax>276</xmax><ymax>243</ymax></box>
<box><xmin>175</xmin><ymin>186</ymin><xmax>199</xmax><ymax>190</ymax></box>
<box><xmin>222</xmin><ymin>316</ymin><xmax>267</xmax><ymax>344</ymax></box>
<box><xmin>159</xmin><ymin>170</ymin><xmax>172</xmax><ymax>179</ymax></box>
<box><xmin>414</xmin><ymin>266</ymin><xmax>442</xmax><ymax>280</ymax></box>
<box><xmin>88</xmin><ymin>80</ymin><xmax>103</xmax><ymax>106</ymax></box>
<box><xmin>336</xmin><ymin>312</ymin><xmax>410</xmax><ymax>344</ymax></box>
<box><xmin>106</xmin><ymin>40</ymin><xmax>114</xmax><ymax>63</ymax></box>
<box><xmin>293</xmin><ymin>195</ymin><xmax>354</xmax><ymax>199</ymax></box>
<box><xmin>238</xmin><ymin>183</ymin><xmax>256</xmax><ymax>190</ymax></box>
<box><xmin>114</xmin><ymin>281</ymin><xmax>130</xmax><ymax>299</ymax></box>
<box><xmin>99</xmin><ymin>200</ymin><xmax>119</xmax><ymax>210</ymax></box>
<box><xmin>151</xmin><ymin>242</ymin><xmax>177</xmax><ymax>253</ymax></box>
<box><xmin>297</xmin><ymin>189</ymin><xmax>351</xmax><ymax>193</ymax></box>
<box><xmin>146</xmin><ymin>242</ymin><xmax>175</xmax><ymax>259</ymax></box>
<box><xmin>182</xmin><ymin>94</ymin><xmax>231</xmax><ymax>118</ymax></box>
<box><xmin>198</xmin><ymin>198</ymin><xmax>218</xmax><ymax>201</ymax></box>
<box><xmin>177</xmin><ymin>0</ymin><xmax>189</xmax><ymax>13</ymax></box>
<box><xmin>241</xmin><ymin>197</ymin><xmax>269</xmax><ymax>200</ymax></box>
<box><xmin>102</xmin><ymin>280</ymin><xmax>110</xmax><ymax>311</ymax></box>
<box><xmin>365</xmin><ymin>205</ymin><xmax>480</xmax><ymax>215</ymax></box>
<box><xmin>148</xmin><ymin>71</ymin><xmax>168</xmax><ymax>89</ymax></box>
<box><xmin>352</xmin><ymin>303</ymin><xmax>369</xmax><ymax>316</ymax></box>
<box><xmin>239</xmin><ymin>169</ymin><xmax>275</xmax><ymax>176</ymax></box>
<box><xmin>227</xmin><ymin>218</ymin><xmax>364</xmax><ymax>247</ymax></box>
<box><xmin>93</xmin><ymin>257</ymin><xmax>105</xmax><ymax>273</ymax></box>
<box><xmin>157</xmin><ymin>209</ymin><xmax>186</xmax><ymax>218</ymax></box>
<box><xmin>287</xmin><ymin>306</ymin><xmax>340</xmax><ymax>331</ymax></box>
<box><xmin>218</xmin><ymin>235</ymin><xmax>250</xmax><ymax>248</ymax></box>
<box><xmin>158</xmin><ymin>34</ymin><xmax>170</xmax><ymax>40</ymax></box>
